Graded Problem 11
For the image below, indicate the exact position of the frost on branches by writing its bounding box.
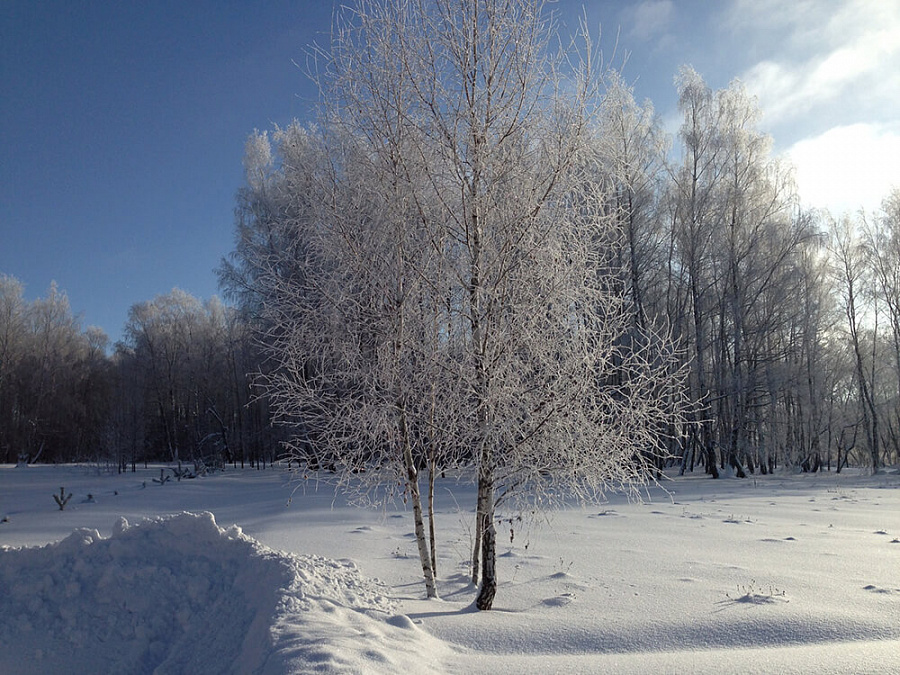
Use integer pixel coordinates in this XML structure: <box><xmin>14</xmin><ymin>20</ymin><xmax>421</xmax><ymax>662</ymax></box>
<box><xmin>231</xmin><ymin>0</ymin><xmax>688</xmax><ymax>610</ymax></box>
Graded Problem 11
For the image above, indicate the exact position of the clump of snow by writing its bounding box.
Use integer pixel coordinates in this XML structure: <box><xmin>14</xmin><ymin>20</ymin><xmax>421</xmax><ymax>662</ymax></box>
<box><xmin>0</xmin><ymin>511</ymin><xmax>444</xmax><ymax>675</ymax></box>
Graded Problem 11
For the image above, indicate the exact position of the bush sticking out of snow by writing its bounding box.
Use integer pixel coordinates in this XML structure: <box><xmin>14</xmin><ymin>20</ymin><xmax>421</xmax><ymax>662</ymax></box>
<box><xmin>0</xmin><ymin>512</ymin><xmax>445</xmax><ymax>675</ymax></box>
<box><xmin>52</xmin><ymin>487</ymin><xmax>72</xmax><ymax>511</ymax></box>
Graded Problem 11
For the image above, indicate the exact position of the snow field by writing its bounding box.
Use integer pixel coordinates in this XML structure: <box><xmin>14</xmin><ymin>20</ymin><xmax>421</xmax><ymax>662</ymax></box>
<box><xmin>1</xmin><ymin>464</ymin><xmax>898</xmax><ymax>673</ymax></box>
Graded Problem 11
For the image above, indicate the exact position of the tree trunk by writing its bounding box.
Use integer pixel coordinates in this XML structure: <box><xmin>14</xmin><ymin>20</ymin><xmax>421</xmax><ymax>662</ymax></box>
<box><xmin>471</xmin><ymin>505</ymin><xmax>482</xmax><ymax>585</ymax></box>
<box><xmin>400</xmin><ymin>406</ymin><xmax>437</xmax><ymax>599</ymax></box>
<box><xmin>408</xmin><ymin>467</ymin><xmax>437</xmax><ymax>599</ymax></box>
<box><xmin>428</xmin><ymin>455</ymin><xmax>437</xmax><ymax>578</ymax></box>
<box><xmin>475</xmin><ymin>475</ymin><xmax>496</xmax><ymax>610</ymax></box>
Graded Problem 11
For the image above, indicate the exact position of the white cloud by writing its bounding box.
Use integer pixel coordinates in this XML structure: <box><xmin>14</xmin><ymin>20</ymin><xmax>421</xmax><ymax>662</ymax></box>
<box><xmin>731</xmin><ymin>0</ymin><xmax>900</xmax><ymax>128</ymax></box>
<box><xmin>627</xmin><ymin>0</ymin><xmax>674</xmax><ymax>42</ymax></box>
<box><xmin>723</xmin><ymin>1</ymin><xmax>900</xmax><ymax>215</ymax></box>
<box><xmin>787</xmin><ymin>123</ymin><xmax>900</xmax><ymax>215</ymax></box>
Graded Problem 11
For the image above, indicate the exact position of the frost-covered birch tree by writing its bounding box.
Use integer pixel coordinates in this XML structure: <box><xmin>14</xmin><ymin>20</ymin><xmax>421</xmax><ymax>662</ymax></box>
<box><xmin>861</xmin><ymin>188</ymin><xmax>900</xmax><ymax>463</ymax></box>
<box><xmin>829</xmin><ymin>215</ymin><xmax>880</xmax><ymax>471</ymax></box>
<box><xmin>246</xmin><ymin>0</ymin><xmax>688</xmax><ymax>609</ymax></box>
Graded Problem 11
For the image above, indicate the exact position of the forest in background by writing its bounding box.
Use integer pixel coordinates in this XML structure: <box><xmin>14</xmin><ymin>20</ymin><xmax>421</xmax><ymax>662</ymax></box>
<box><xmin>1</xmin><ymin>67</ymin><xmax>898</xmax><ymax>476</ymax></box>
<box><xmin>0</xmin><ymin>279</ymin><xmax>276</xmax><ymax>469</ymax></box>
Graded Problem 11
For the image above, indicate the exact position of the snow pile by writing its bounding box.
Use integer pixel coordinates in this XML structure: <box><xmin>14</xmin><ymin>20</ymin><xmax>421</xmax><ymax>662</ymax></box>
<box><xmin>0</xmin><ymin>511</ymin><xmax>446</xmax><ymax>675</ymax></box>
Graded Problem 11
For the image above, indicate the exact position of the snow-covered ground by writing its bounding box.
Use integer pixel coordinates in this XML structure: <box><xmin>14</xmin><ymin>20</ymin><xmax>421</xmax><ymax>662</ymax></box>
<box><xmin>1</xmin><ymin>463</ymin><xmax>898</xmax><ymax>674</ymax></box>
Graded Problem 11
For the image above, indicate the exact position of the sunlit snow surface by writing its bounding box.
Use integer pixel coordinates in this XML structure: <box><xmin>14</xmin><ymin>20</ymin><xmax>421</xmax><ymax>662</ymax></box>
<box><xmin>1</xmin><ymin>464</ymin><xmax>898</xmax><ymax>674</ymax></box>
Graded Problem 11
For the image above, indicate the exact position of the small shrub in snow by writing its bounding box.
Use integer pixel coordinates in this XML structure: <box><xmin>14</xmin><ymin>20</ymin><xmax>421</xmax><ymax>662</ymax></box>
<box><xmin>52</xmin><ymin>487</ymin><xmax>73</xmax><ymax>511</ymax></box>
<box><xmin>172</xmin><ymin>464</ymin><xmax>195</xmax><ymax>481</ymax></box>
<box><xmin>726</xmin><ymin>579</ymin><xmax>787</xmax><ymax>604</ymax></box>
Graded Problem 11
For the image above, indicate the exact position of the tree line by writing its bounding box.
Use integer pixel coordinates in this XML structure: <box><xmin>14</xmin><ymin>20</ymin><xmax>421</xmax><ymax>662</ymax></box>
<box><xmin>0</xmin><ymin>278</ymin><xmax>276</xmax><ymax>469</ymax></box>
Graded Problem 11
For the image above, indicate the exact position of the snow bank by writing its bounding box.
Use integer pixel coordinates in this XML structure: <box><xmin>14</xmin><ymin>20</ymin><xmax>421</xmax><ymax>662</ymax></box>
<box><xmin>0</xmin><ymin>511</ymin><xmax>446</xmax><ymax>675</ymax></box>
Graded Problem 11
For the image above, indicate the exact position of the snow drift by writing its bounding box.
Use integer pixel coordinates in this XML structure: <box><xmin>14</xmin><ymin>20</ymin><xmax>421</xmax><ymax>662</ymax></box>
<box><xmin>0</xmin><ymin>511</ymin><xmax>445</xmax><ymax>675</ymax></box>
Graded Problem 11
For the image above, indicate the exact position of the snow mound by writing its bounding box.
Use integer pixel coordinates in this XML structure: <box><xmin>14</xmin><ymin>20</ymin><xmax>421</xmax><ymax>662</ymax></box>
<box><xmin>0</xmin><ymin>512</ymin><xmax>446</xmax><ymax>675</ymax></box>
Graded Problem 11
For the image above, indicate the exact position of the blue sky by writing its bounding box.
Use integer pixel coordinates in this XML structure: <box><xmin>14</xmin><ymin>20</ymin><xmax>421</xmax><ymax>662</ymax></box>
<box><xmin>2</xmin><ymin>1</ymin><xmax>898</xmax><ymax>343</ymax></box>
